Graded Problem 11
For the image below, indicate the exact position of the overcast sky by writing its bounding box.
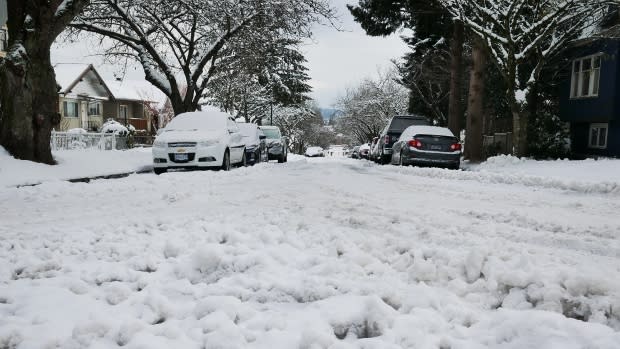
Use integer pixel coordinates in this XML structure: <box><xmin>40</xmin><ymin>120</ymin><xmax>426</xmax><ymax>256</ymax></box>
<box><xmin>51</xmin><ymin>0</ymin><xmax>408</xmax><ymax>109</ymax></box>
<box><xmin>303</xmin><ymin>0</ymin><xmax>409</xmax><ymax>108</ymax></box>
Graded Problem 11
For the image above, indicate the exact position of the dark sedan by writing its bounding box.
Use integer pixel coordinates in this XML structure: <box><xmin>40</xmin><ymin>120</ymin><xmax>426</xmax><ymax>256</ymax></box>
<box><xmin>390</xmin><ymin>126</ymin><xmax>461</xmax><ymax>169</ymax></box>
<box><xmin>238</xmin><ymin>123</ymin><xmax>268</xmax><ymax>165</ymax></box>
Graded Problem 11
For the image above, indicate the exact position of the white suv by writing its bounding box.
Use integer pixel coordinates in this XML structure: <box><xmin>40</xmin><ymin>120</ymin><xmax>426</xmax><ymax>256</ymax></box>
<box><xmin>152</xmin><ymin>111</ymin><xmax>246</xmax><ymax>174</ymax></box>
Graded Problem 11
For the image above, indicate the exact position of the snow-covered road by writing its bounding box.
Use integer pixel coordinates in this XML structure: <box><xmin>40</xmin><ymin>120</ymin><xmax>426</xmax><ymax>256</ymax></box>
<box><xmin>1</xmin><ymin>158</ymin><xmax>619</xmax><ymax>348</ymax></box>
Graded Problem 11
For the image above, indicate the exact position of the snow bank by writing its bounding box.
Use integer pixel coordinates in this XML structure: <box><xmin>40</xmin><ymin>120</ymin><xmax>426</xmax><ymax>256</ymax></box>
<box><xmin>471</xmin><ymin>155</ymin><xmax>620</xmax><ymax>184</ymax></box>
<box><xmin>0</xmin><ymin>146</ymin><xmax>152</xmax><ymax>188</ymax></box>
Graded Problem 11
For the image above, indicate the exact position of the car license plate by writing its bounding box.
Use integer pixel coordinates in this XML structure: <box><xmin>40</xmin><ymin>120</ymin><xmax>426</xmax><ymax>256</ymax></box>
<box><xmin>430</xmin><ymin>144</ymin><xmax>443</xmax><ymax>151</ymax></box>
<box><xmin>174</xmin><ymin>153</ymin><xmax>188</xmax><ymax>161</ymax></box>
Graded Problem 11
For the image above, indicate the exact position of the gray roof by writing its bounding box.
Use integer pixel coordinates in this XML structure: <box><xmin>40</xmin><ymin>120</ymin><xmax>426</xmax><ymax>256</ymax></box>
<box><xmin>594</xmin><ymin>24</ymin><xmax>620</xmax><ymax>39</ymax></box>
<box><xmin>573</xmin><ymin>24</ymin><xmax>620</xmax><ymax>46</ymax></box>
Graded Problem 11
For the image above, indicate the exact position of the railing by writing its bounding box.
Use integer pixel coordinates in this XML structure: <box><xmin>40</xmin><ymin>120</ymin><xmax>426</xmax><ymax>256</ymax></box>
<box><xmin>50</xmin><ymin>130</ymin><xmax>127</xmax><ymax>151</ymax></box>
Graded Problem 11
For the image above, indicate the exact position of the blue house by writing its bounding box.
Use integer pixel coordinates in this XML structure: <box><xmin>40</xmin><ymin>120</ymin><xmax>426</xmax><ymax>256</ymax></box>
<box><xmin>560</xmin><ymin>24</ymin><xmax>620</xmax><ymax>158</ymax></box>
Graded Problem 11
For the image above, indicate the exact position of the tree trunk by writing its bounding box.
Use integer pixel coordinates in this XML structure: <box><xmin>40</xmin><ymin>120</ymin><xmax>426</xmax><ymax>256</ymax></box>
<box><xmin>465</xmin><ymin>38</ymin><xmax>486</xmax><ymax>163</ymax></box>
<box><xmin>0</xmin><ymin>46</ymin><xmax>59</xmax><ymax>164</ymax></box>
<box><xmin>0</xmin><ymin>1</ymin><xmax>89</xmax><ymax>164</ymax></box>
<box><xmin>0</xmin><ymin>50</ymin><xmax>60</xmax><ymax>164</ymax></box>
<box><xmin>448</xmin><ymin>20</ymin><xmax>464</xmax><ymax>138</ymax></box>
<box><xmin>510</xmin><ymin>94</ymin><xmax>528</xmax><ymax>157</ymax></box>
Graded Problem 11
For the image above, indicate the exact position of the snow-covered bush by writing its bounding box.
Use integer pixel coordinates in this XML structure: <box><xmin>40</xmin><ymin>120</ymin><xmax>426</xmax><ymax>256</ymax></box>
<box><xmin>101</xmin><ymin>119</ymin><xmax>129</xmax><ymax>135</ymax></box>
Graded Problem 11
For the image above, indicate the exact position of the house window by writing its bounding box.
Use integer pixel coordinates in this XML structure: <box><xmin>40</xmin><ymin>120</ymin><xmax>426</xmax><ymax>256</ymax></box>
<box><xmin>571</xmin><ymin>55</ymin><xmax>601</xmax><ymax>98</ymax></box>
<box><xmin>0</xmin><ymin>28</ymin><xmax>7</xmax><ymax>52</ymax></box>
<box><xmin>88</xmin><ymin>102</ymin><xmax>101</xmax><ymax>116</ymax></box>
<box><xmin>589</xmin><ymin>123</ymin><xmax>608</xmax><ymax>149</ymax></box>
<box><xmin>63</xmin><ymin>101</ymin><xmax>79</xmax><ymax>117</ymax></box>
<box><xmin>119</xmin><ymin>105</ymin><xmax>128</xmax><ymax>120</ymax></box>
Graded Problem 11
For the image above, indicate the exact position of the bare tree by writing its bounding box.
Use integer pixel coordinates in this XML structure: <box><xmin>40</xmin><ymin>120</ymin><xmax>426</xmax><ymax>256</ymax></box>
<box><xmin>396</xmin><ymin>39</ymin><xmax>452</xmax><ymax>125</ymax></box>
<box><xmin>336</xmin><ymin>68</ymin><xmax>409</xmax><ymax>143</ymax></box>
<box><xmin>70</xmin><ymin>0</ymin><xmax>334</xmax><ymax>116</ymax></box>
<box><xmin>0</xmin><ymin>0</ymin><xmax>90</xmax><ymax>164</ymax></box>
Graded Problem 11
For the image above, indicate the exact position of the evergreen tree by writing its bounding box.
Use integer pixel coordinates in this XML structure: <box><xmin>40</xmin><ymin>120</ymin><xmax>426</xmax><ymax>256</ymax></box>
<box><xmin>348</xmin><ymin>0</ymin><xmax>464</xmax><ymax>135</ymax></box>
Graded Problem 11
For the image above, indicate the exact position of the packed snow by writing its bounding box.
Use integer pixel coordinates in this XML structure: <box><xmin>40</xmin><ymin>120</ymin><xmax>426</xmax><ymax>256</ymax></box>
<box><xmin>1</xmin><ymin>154</ymin><xmax>619</xmax><ymax>348</ymax></box>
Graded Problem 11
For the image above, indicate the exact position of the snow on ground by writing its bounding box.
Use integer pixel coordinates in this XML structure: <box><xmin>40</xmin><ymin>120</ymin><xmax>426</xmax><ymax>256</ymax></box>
<box><xmin>1</xmin><ymin>156</ymin><xmax>619</xmax><ymax>348</ymax></box>
<box><xmin>0</xmin><ymin>147</ymin><xmax>152</xmax><ymax>188</ymax></box>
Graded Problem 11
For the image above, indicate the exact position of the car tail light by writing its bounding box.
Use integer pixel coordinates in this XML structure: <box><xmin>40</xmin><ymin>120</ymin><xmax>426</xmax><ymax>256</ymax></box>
<box><xmin>450</xmin><ymin>143</ymin><xmax>462</xmax><ymax>151</ymax></box>
<box><xmin>408</xmin><ymin>139</ymin><xmax>422</xmax><ymax>149</ymax></box>
<box><xmin>384</xmin><ymin>135</ymin><xmax>390</xmax><ymax>144</ymax></box>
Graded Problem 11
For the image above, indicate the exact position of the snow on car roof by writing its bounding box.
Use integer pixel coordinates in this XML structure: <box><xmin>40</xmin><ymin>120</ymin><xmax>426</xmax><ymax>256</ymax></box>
<box><xmin>238</xmin><ymin>123</ymin><xmax>259</xmax><ymax>135</ymax></box>
<box><xmin>401</xmin><ymin>126</ymin><xmax>455</xmax><ymax>140</ymax></box>
<box><xmin>166</xmin><ymin>111</ymin><xmax>231</xmax><ymax>131</ymax></box>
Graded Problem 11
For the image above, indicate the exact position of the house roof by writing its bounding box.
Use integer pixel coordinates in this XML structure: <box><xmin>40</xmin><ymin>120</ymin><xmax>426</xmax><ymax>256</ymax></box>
<box><xmin>106</xmin><ymin>79</ymin><xmax>168</xmax><ymax>108</ymax></box>
<box><xmin>595</xmin><ymin>24</ymin><xmax>620</xmax><ymax>39</ymax></box>
<box><xmin>53</xmin><ymin>63</ymin><xmax>167</xmax><ymax>108</ymax></box>
<box><xmin>54</xmin><ymin>63</ymin><xmax>115</xmax><ymax>99</ymax></box>
<box><xmin>573</xmin><ymin>24</ymin><xmax>620</xmax><ymax>46</ymax></box>
<box><xmin>106</xmin><ymin>80</ymin><xmax>144</xmax><ymax>102</ymax></box>
<box><xmin>54</xmin><ymin>63</ymin><xmax>91</xmax><ymax>93</ymax></box>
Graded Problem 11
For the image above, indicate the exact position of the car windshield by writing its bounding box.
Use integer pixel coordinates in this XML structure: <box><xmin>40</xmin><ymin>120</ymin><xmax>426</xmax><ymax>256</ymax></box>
<box><xmin>262</xmin><ymin>128</ymin><xmax>281</xmax><ymax>139</ymax></box>
<box><xmin>389</xmin><ymin>117</ymin><xmax>429</xmax><ymax>132</ymax></box>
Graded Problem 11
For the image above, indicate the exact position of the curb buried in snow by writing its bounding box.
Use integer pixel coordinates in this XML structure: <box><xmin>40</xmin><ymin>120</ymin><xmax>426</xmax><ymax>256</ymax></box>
<box><xmin>15</xmin><ymin>169</ymin><xmax>153</xmax><ymax>188</ymax></box>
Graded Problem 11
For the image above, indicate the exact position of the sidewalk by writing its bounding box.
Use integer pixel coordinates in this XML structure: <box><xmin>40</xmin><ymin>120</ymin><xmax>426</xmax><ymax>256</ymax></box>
<box><xmin>0</xmin><ymin>147</ymin><xmax>152</xmax><ymax>188</ymax></box>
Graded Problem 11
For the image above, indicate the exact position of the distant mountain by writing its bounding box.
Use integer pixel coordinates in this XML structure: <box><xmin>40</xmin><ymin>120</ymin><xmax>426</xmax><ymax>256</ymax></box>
<box><xmin>319</xmin><ymin>108</ymin><xmax>343</xmax><ymax>123</ymax></box>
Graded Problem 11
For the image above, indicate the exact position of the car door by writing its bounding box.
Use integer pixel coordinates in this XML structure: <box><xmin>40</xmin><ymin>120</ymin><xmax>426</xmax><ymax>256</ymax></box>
<box><xmin>227</xmin><ymin>119</ymin><xmax>244</xmax><ymax>162</ymax></box>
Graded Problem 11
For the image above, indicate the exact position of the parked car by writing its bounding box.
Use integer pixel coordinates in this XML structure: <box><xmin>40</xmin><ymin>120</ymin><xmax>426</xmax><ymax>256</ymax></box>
<box><xmin>238</xmin><ymin>123</ymin><xmax>268</xmax><ymax>165</ymax></box>
<box><xmin>359</xmin><ymin>143</ymin><xmax>371</xmax><ymax>159</ymax></box>
<box><xmin>377</xmin><ymin>115</ymin><xmax>430</xmax><ymax>164</ymax></box>
<box><xmin>390</xmin><ymin>125</ymin><xmax>461</xmax><ymax>169</ymax></box>
<box><xmin>305</xmin><ymin>146</ymin><xmax>325</xmax><ymax>157</ymax></box>
<box><xmin>259</xmin><ymin>125</ymin><xmax>288</xmax><ymax>163</ymax></box>
<box><xmin>350</xmin><ymin>146</ymin><xmax>361</xmax><ymax>159</ymax></box>
<box><xmin>326</xmin><ymin>145</ymin><xmax>347</xmax><ymax>157</ymax></box>
<box><xmin>152</xmin><ymin>111</ymin><xmax>246</xmax><ymax>174</ymax></box>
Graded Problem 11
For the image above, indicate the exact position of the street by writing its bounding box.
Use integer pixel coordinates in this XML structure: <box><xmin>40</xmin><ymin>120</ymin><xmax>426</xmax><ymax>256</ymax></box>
<box><xmin>1</xmin><ymin>158</ymin><xmax>619</xmax><ymax>348</ymax></box>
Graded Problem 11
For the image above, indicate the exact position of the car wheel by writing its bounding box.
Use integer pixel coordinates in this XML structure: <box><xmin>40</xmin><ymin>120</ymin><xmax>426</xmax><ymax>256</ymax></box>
<box><xmin>278</xmin><ymin>153</ymin><xmax>284</xmax><ymax>163</ymax></box>
<box><xmin>398</xmin><ymin>151</ymin><xmax>404</xmax><ymax>166</ymax></box>
<box><xmin>154</xmin><ymin>168</ymin><xmax>167</xmax><ymax>175</ymax></box>
<box><xmin>221</xmin><ymin>150</ymin><xmax>231</xmax><ymax>171</ymax></box>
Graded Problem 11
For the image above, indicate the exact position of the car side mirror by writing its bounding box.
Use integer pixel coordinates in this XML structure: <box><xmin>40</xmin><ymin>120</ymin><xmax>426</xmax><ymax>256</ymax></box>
<box><xmin>259</xmin><ymin>135</ymin><xmax>266</xmax><ymax>140</ymax></box>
